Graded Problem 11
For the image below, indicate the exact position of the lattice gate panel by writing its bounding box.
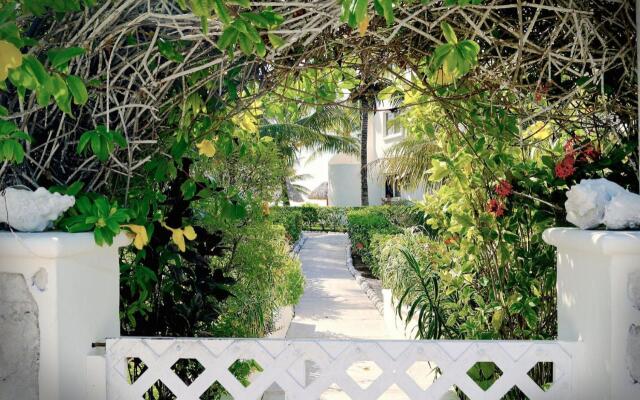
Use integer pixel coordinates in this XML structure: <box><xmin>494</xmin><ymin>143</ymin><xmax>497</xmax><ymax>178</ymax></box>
<box><xmin>106</xmin><ymin>338</ymin><xmax>575</xmax><ymax>400</ymax></box>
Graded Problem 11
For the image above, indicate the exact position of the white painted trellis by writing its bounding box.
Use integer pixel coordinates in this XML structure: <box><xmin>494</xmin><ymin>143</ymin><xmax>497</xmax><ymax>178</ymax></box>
<box><xmin>105</xmin><ymin>337</ymin><xmax>575</xmax><ymax>400</ymax></box>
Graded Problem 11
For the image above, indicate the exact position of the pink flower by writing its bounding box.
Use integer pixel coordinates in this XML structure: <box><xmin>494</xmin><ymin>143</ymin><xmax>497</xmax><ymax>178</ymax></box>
<box><xmin>495</xmin><ymin>180</ymin><xmax>513</xmax><ymax>197</ymax></box>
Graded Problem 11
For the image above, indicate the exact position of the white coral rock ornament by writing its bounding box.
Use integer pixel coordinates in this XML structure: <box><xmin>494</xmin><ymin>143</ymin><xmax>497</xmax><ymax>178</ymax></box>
<box><xmin>565</xmin><ymin>178</ymin><xmax>640</xmax><ymax>230</ymax></box>
<box><xmin>0</xmin><ymin>187</ymin><xmax>75</xmax><ymax>232</ymax></box>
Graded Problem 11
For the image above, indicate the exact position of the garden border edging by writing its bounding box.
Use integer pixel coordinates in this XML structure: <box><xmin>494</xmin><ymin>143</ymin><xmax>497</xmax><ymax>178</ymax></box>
<box><xmin>345</xmin><ymin>245</ymin><xmax>384</xmax><ymax>316</ymax></box>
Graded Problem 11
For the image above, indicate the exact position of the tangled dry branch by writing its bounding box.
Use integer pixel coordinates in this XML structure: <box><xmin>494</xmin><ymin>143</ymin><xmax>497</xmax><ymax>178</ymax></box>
<box><xmin>1</xmin><ymin>0</ymin><xmax>636</xmax><ymax>190</ymax></box>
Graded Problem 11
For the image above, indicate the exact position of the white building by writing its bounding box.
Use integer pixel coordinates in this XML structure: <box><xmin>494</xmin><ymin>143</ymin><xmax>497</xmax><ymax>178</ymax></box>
<box><xmin>327</xmin><ymin>107</ymin><xmax>426</xmax><ymax>206</ymax></box>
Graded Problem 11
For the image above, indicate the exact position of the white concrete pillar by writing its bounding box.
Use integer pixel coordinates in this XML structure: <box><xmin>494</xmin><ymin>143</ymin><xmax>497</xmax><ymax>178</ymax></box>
<box><xmin>544</xmin><ymin>227</ymin><xmax>640</xmax><ymax>399</ymax></box>
<box><xmin>0</xmin><ymin>232</ymin><xmax>129</xmax><ymax>400</ymax></box>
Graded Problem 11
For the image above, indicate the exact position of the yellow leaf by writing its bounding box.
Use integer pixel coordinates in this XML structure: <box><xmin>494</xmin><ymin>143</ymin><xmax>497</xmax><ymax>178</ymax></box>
<box><xmin>183</xmin><ymin>225</ymin><xmax>197</xmax><ymax>240</ymax></box>
<box><xmin>171</xmin><ymin>229</ymin><xmax>186</xmax><ymax>252</ymax></box>
<box><xmin>0</xmin><ymin>40</ymin><xmax>23</xmax><ymax>81</ymax></box>
<box><xmin>492</xmin><ymin>308</ymin><xmax>505</xmax><ymax>332</ymax></box>
<box><xmin>524</xmin><ymin>121</ymin><xmax>552</xmax><ymax>140</ymax></box>
<box><xmin>431</xmin><ymin>67</ymin><xmax>455</xmax><ymax>86</ymax></box>
<box><xmin>232</xmin><ymin>113</ymin><xmax>258</xmax><ymax>133</ymax></box>
<box><xmin>196</xmin><ymin>139</ymin><xmax>216</xmax><ymax>157</ymax></box>
<box><xmin>358</xmin><ymin>15</ymin><xmax>370</xmax><ymax>37</ymax></box>
<box><xmin>162</xmin><ymin>222</ymin><xmax>197</xmax><ymax>252</ymax></box>
<box><xmin>122</xmin><ymin>224</ymin><xmax>149</xmax><ymax>250</ymax></box>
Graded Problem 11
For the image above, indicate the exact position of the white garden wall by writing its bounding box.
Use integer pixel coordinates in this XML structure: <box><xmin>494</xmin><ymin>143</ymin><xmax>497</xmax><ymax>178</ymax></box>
<box><xmin>0</xmin><ymin>232</ymin><xmax>129</xmax><ymax>400</ymax></box>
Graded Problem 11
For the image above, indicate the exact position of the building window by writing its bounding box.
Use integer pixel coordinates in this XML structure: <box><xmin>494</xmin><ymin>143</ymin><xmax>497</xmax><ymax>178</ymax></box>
<box><xmin>385</xmin><ymin>111</ymin><xmax>402</xmax><ymax>137</ymax></box>
<box><xmin>385</xmin><ymin>177</ymin><xmax>401</xmax><ymax>198</ymax></box>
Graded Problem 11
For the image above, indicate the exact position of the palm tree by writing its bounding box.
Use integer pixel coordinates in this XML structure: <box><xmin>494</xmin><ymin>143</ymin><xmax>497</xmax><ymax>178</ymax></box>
<box><xmin>371</xmin><ymin>136</ymin><xmax>437</xmax><ymax>190</ymax></box>
<box><xmin>259</xmin><ymin>105</ymin><xmax>359</xmax><ymax>205</ymax></box>
<box><xmin>359</xmin><ymin>96</ymin><xmax>370</xmax><ymax>206</ymax></box>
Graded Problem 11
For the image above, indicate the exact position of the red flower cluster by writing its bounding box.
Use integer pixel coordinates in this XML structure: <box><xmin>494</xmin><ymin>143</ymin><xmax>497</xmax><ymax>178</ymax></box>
<box><xmin>582</xmin><ymin>143</ymin><xmax>600</xmax><ymax>161</ymax></box>
<box><xmin>555</xmin><ymin>138</ymin><xmax>600</xmax><ymax>179</ymax></box>
<box><xmin>555</xmin><ymin>154</ymin><xmax>576</xmax><ymax>179</ymax></box>
<box><xmin>444</xmin><ymin>236</ymin><xmax>458</xmax><ymax>245</ymax></box>
<box><xmin>495</xmin><ymin>180</ymin><xmax>513</xmax><ymax>197</ymax></box>
<box><xmin>486</xmin><ymin>199</ymin><xmax>505</xmax><ymax>217</ymax></box>
<box><xmin>355</xmin><ymin>242</ymin><xmax>364</xmax><ymax>250</ymax></box>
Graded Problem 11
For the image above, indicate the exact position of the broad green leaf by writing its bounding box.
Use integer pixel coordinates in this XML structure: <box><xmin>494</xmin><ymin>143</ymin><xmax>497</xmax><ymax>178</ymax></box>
<box><xmin>244</xmin><ymin>23</ymin><xmax>261</xmax><ymax>44</ymax></box>
<box><xmin>379</xmin><ymin>0</ymin><xmax>394</xmax><ymax>25</ymax></box>
<box><xmin>112</xmin><ymin>131</ymin><xmax>127</xmax><ymax>148</ymax></box>
<box><xmin>66</xmin><ymin>75</ymin><xmax>88</xmax><ymax>105</ymax></box>
<box><xmin>428</xmin><ymin>159</ymin><xmax>449</xmax><ymax>181</ymax></box>
<box><xmin>212</xmin><ymin>0</ymin><xmax>231</xmax><ymax>25</ymax></box>
<box><xmin>189</xmin><ymin>0</ymin><xmax>212</xmax><ymax>17</ymax></box>
<box><xmin>22</xmin><ymin>56</ymin><xmax>48</xmax><ymax>86</ymax></box>
<box><xmin>267</xmin><ymin>33</ymin><xmax>285</xmax><ymax>48</ymax></box>
<box><xmin>228</xmin><ymin>0</ymin><xmax>250</xmax><ymax>7</ymax></box>
<box><xmin>47</xmin><ymin>47</ymin><xmax>84</xmax><ymax>70</ymax></box>
<box><xmin>255</xmin><ymin>41</ymin><xmax>266</xmax><ymax>57</ymax></box>
<box><xmin>8</xmin><ymin>65</ymin><xmax>37</xmax><ymax>90</ymax></box>
<box><xmin>441</xmin><ymin>21</ymin><xmax>458</xmax><ymax>44</ymax></box>
<box><xmin>217</xmin><ymin>27</ymin><xmax>238</xmax><ymax>50</ymax></box>
<box><xmin>77</xmin><ymin>131</ymin><xmax>92</xmax><ymax>153</ymax></box>
<box><xmin>51</xmin><ymin>75</ymin><xmax>72</xmax><ymax>114</ymax></box>
<box><xmin>260</xmin><ymin>10</ymin><xmax>284</xmax><ymax>26</ymax></box>
<box><xmin>180</xmin><ymin>179</ymin><xmax>197</xmax><ymax>200</ymax></box>
<box><xmin>240</xmin><ymin>12</ymin><xmax>270</xmax><ymax>28</ymax></box>
<box><xmin>354</xmin><ymin>0</ymin><xmax>368</xmax><ymax>24</ymax></box>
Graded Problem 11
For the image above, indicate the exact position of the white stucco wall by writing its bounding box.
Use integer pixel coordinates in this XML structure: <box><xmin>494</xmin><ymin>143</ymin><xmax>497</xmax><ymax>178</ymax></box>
<box><xmin>368</xmin><ymin>105</ymin><xmax>426</xmax><ymax>204</ymax></box>
<box><xmin>321</xmin><ymin>102</ymin><xmax>429</xmax><ymax>206</ymax></box>
<box><xmin>0</xmin><ymin>232</ymin><xmax>129</xmax><ymax>400</ymax></box>
<box><xmin>328</xmin><ymin>156</ymin><xmax>361</xmax><ymax>207</ymax></box>
<box><xmin>544</xmin><ymin>228</ymin><xmax>640</xmax><ymax>399</ymax></box>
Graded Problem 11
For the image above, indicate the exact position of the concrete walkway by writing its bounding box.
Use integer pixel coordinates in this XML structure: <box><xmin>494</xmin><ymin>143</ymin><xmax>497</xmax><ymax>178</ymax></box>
<box><xmin>286</xmin><ymin>232</ymin><xmax>390</xmax><ymax>339</ymax></box>
<box><xmin>283</xmin><ymin>232</ymin><xmax>410</xmax><ymax>399</ymax></box>
<box><xmin>262</xmin><ymin>232</ymin><xmax>444</xmax><ymax>400</ymax></box>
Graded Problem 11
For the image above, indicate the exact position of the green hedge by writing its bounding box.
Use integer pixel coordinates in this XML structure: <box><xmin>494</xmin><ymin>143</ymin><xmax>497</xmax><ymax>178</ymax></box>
<box><xmin>270</xmin><ymin>207</ymin><xmax>303</xmax><ymax>242</ymax></box>
<box><xmin>346</xmin><ymin>208</ymin><xmax>402</xmax><ymax>271</ymax></box>
<box><xmin>271</xmin><ymin>205</ymin><xmax>349</xmax><ymax>232</ymax></box>
<box><xmin>270</xmin><ymin>205</ymin><xmax>425</xmax><ymax>274</ymax></box>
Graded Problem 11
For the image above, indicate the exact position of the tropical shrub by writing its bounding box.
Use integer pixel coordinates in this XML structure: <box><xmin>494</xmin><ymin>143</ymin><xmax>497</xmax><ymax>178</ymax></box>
<box><xmin>380</xmin><ymin>78</ymin><xmax>637</xmax><ymax>342</ymax></box>
<box><xmin>211</xmin><ymin>221</ymin><xmax>304</xmax><ymax>337</ymax></box>
<box><xmin>316</xmin><ymin>207</ymin><xmax>349</xmax><ymax>231</ymax></box>
<box><xmin>270</xmin><ymin>207</ymin><xmax>303</xmax><ymax>242</ymax></box>
<box><xmin>270</xmin><ymin>206</ymin><xmax>350</xmax><ymax>232</ymax></box>
<box><xmin>346</xmin><ymin>207</ymin><xmax>401</xmax><ymax>270</ymax></box>
<box><xmin>370</xmin><ymin>229</ymin><xmax>432</xmax><ymax>289</ymax></box>
<box><xmin>298</xmin><ymin>204</ymin><xmax>320</xmax><ymax>228</ymax></box>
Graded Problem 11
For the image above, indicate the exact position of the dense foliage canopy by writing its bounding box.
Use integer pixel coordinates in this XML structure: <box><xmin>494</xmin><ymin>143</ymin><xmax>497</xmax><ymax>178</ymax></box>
<box><xmin>0</xmin><ymin>0</ymin><xmax>637</xmax><ymax>346</ymax></box>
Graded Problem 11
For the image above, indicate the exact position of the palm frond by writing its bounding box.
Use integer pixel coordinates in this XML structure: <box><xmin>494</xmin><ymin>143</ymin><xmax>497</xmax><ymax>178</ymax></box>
<box><xmin>260</xmin><ymin>123</ymin><xmax>359</xmax><ymax>156</ymax></box>
<box><xmin>297</xmin><ymin>105</ymin><xmax>359</xmax><ymax>136</ymax></box>
<box><xmin>290</xmin><ymin>183</ymin><xmax>310</xmax><ymax>195</ymax></box>
<box><xmin>370</xmin><ymin>136</ymin><xmax>436</xmax><ymax>190</ymax></box>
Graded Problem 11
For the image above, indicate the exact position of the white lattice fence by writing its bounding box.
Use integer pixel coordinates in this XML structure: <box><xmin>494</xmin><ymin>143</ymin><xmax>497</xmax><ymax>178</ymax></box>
<box><xmin>105</xmin><ymin>338</ymin><xmax>576</xmax><ymax>400</ymax></box>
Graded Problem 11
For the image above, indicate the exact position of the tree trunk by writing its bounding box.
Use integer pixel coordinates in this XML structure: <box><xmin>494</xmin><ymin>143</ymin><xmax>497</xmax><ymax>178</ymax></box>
<box><xmin>281</xmin><ymin>178</ymin><xmax>291</xmax><ymax>206</ymax></box>
<box><xmin>360</xmin><ymin>99</ymin><xmax>369</xmax><ymax>206</ymax></box>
